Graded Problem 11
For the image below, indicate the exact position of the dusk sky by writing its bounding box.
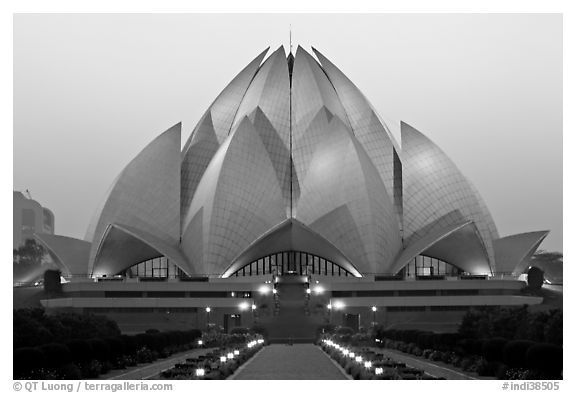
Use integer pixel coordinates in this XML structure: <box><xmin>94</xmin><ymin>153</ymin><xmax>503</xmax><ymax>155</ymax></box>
<box><xmin>13</xmin><ymin>13</ymin><xmax>562</xmax><ymax>252</ymax></box>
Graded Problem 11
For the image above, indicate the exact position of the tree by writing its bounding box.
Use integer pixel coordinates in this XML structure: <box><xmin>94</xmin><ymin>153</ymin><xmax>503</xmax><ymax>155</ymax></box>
<box><xmin>13</xmin><ymin>239</ymin><xmax>46</xmax><ymax>267</ymax></box>
<box><xmin>13</xmin><ymin>239</ymin><xmax>50</xmax><ymax>282</ymax></box>
<box><xmin>532</xmin><ymin>251</ymin><xmax>562</xmax><ymax>263</ymax></box>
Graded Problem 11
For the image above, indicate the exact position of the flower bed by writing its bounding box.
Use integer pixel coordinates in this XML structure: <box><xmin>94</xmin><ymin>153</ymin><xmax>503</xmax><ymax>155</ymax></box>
<box><xmin>159</xmin><ymin>337</ymin><xmax>265</xmax><ymax>380</ymax></box>
<box><xmin>319</xmin><ymin>339</ymin><xmax>443</xmax><ymax>380</ymax></box>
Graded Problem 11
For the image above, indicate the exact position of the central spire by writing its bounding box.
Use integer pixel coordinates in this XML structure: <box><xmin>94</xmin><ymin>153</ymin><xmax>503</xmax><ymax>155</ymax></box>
<box><xmin>289</xmin><ymin>24</ymin><xmax>293</xmax><ymax>54</ymax></box>
<box><xmin>287</xmin><ymin>26</ymin><xmax>294</xmax><ymax>81</ymax></box>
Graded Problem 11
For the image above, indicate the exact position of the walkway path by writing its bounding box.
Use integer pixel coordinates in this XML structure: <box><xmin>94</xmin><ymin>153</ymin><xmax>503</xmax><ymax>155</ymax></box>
<box><xmin>370</xmin><ymin>347</ymin><xmax>490</xmax><ymax>380</ymax></box>
<box><xmin>105</xmin><ymin>348</ymin><xmax>212</xmax><ymax>380</ymax></box>
<box><xmin>231</xmin><ymin>344</ymin><xmax>348</xmax><ymax>380</ymax></box>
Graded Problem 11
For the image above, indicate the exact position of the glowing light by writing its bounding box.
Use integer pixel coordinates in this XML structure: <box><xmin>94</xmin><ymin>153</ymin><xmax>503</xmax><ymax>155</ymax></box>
<box><xmin>313</xmin><ymin>286</ymin><xmax>324</xmax><ymax>294</ymax></box>
<box><xmin>220</xmin><ymin>356</ymin><xmax>227</xmax><ymax>363</ymax></box>
<box><xmin>364</xmin><ymin>361</ymin><xmax>372</xmax><ymax>368</ymax></box>
<box><xmin>227</xmin><ymin>352</ymin><xmax>234</xmax><ymax>359</ymax></box>
<box><xmin>348</xmin><ymin>352</ymin><xmax>355</xmax><ymax>358</ymax></box>
<box><xmin>205</xmin><ymin>307</ymin><xmax>211</xmax><ymax>313</ymax></box>
<box><xmin>355</xmin><ymin>356</ymin><xmax>363</xmax><ymax>363</ymax></box>
<box><xmin>306</xmin><ymin>288</ymin><xmax>311</xmax><ymax>294</ymax></box>
<box><xmin>195</xmin><ymin>368</ymin><xmax>205</xmax><ymax>377</ymax></box>
<box><xmin>197</xmin><ymin>340</ymin><xmax>203</xmax><ymax>346</ymax></box>
<box><xmin>239</xmin><ymin>302</ymin><xmax>249</xmax><ymax>311</ymax></box>
<box><xmin>272</xmin><ymin>288</ymin><xmax>277</xmax><ymax>294</ymax></box>
<box><xmin>251</xmin><ymin>304</ymin><xmax>257</xmax><ymax>310</ymax></box>
<box><xmin>334</xmin><ymin>301</ymin><xmax>345</xmax><ymax>310</ymax></box>
<box><xmin>234</xmin><ymin>350</ymin><xmax>240</xmax><ymax>356</ymax></box>
<box><xmin>257</xmin><ymin>339</ymin><xmax>264</xmax><ymax>344</ymax></box>
<box><xmin>327</xmin><ymin>304</ymin><xmax>332</xmax><ymax>310</ymax></box>
<box><xmin>258</xmin><ymin>286</ymin><xmax>270</xmax><ymax>294</ymax></box>
<box><xmin>371</xmin><ymin>306</ymin><xmax>377</xmax><ymax>312</ymax></box>
<box><xmin>375</xmin><ymin>367</ymin><xmax>383</xmax><ymax>375</ymax></box>
<box><xmin>343</xmin><ymin>349</ymin><xmax>349</xmax><ymax>356</ymax></box>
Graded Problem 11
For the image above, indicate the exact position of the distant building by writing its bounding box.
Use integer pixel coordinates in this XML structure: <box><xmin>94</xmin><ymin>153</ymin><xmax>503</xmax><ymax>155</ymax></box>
<box><xmin>13</xmin><ymin>191</ymin><xmax>55</xmax><ymax>249</ymax></box>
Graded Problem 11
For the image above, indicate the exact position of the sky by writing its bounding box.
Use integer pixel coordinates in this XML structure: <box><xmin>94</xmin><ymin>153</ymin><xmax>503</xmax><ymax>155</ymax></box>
<box><xmin>13</xmin><ymin>13</ymin><xmax>562</xmax><ymax>252</ymax></box>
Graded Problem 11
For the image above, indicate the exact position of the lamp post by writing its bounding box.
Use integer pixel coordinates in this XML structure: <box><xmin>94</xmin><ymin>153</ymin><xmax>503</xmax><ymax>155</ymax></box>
<box><xmin>251</xmin><ymin>303</ymin><xmax>257</xmax><ymax>324</ymax></box>
<box><xmin>205</xmin><ymin>307</ymin><xmax>211</xmax><ymax>329</ymax></box>
<box><xmin>327</xmin><ymin>303</ymin><xmax>332</xmax><ymax>324</ymax></box>
<box><xmin>239</xmin><ymin>302</ymin><xmax>249</xmax><ymax>327</ymax></box>
<box><xmin>371</xmin><ymin>306</ymin><xmax>377</xmax><ymax>325</ymax></box>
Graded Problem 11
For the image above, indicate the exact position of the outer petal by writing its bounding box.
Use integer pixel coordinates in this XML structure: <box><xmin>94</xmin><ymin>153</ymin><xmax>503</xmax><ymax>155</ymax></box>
<box><xmin>87</xmin><ymin>123</ymin><xmax>182</xmax><ymax>275</ymax></box>
<box><xmin>494</xmin><ymin>231</ymin><xmax>549</xmax><ymax>275</ymax></box>
<box><xmin>91</xmin><ymin>223</ymin><xmax>192</xmax><ymax>276</ymax></box>
<box><xmin>401</xmin><ymin>121</ymin><xmax>497</xmax><ymax>271</ymax></box>
<box><xmin>34</xmin><ymin>234</ymin><xmax>91</xmax><ymax>277</ymax></box>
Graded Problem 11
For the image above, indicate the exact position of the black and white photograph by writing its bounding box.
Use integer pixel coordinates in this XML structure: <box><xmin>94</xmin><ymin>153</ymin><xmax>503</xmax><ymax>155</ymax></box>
<box><xmin>7</xmin><ymin>6</ymin><xmax>568</xmax><ymax>389</ymax></box>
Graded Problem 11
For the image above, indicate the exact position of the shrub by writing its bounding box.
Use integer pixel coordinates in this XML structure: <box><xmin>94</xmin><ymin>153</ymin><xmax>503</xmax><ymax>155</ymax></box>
<box><xmin>39</xmin><ymin>342</ymin><xmax>72</xmax><ymax>369</ymax></box>
<box><xmin>120</xmin><ymin>335</ymin><xmax>137</xmax><ymax>355</ymax></box>
<box><xmin>80</xmin><ymin>360</ymin><xmax>102</xmax><ymax>378</ymax></box>
<box><xmin>459</xmin><ymin>356</ymin><xmax>476</xmax><ymax>372</ymax></box>
<box><xmin>482</xmin><ymin>338</ymin><xmax>508</xmax><ymax>362</ymax></box>
<box><xmin>429</xmin><ymin>350</ymin><xmax>444</xmax><ymax>362</ymax></box>
<box><xmin>14</xmin><ymin>347</ymin><xmax>45</xmax><ymax>378</ymax></box>
<box><xmin>505</xmin><ymin>368</ymin><xmax>530</xmax><ymax>380</ymax></box>
<box><xmin>230</xmin><ymin>327</ymin><xmax>250</xmax><ymax>335</ymax></box>
<box><xmin>250</xmin><ymin>325</ymin><xmax>269</xmax><ymax>338</ymax></box>
<box><xmin>525</xmin><ymin>344</ymin><xmax>562</xmax><ymax>377</ymax></box>
<box><xmin>461</xmin><ymin>338</ymin><xmax>484</xmax><ymax>356</ymax></box>
<box><xmin>88</xmin><ymin>338</ymin><xmax>111</xmax><ymax>363</ymax></box>
<box><xmin>441</xmin><ymin>351</ymin><xmax>457</xmax><ymax>364</ymax></box>
<box><xmin>67</xmin><ymin>339</ymin><xmax>92</xmax><ymax>363</ymax></box>
<box><xmin>411</xmin><ymin>346</ymin><xmax>423</xmax><ymax>357</ymax></box>
<box><xmin>56</xmin><ymin>363</ymin><xmax>82</xmax><ymax>379</ymax></box>
<box><xmin>335</xmin><ymin>326</ymin><xmax>354</xmax><ymax>336</ymax></box>
<box><xmin>317</xmin><ymin>324</ymin><xmax>336</xmax><ymax>335</ymax></box>
<box><xmin>136</xmin><ymin>347</ymin><xmax>157</xmax><ymax>363</ymax></box>
<box><xmin>477</xmin><ymin>359</ymin><xmax>498</xmax><ymax>377</ymax></box>
<box><xmin>416</xmin><ymin>332</ymin><xmax>434</xmax><ymax>350</ymax></box>
<box><xmin>503</xmin><ymin>340</ymin><xmax>535</xmax><ymax>369</ymax></box>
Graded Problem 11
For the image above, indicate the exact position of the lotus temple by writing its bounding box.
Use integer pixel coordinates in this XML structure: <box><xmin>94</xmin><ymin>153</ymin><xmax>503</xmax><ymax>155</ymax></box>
<box><xmin>35</xmin><ymin>46</ymin><xmax>549</xmax><ymax>337</ymax></box>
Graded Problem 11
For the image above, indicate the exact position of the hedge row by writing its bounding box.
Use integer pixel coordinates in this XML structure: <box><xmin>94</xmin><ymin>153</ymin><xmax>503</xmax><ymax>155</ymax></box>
<box><xmin>373</xmin><ymin>328</ymin><xmax>562</xmax><ymax>379</ymax></box>
<box><xmin>458</xmin><ymin>307</ymin><xmax>562</xmax><ymax>346</ymax></box>
<box><xmin>14</xmin><ymin>309</ymin><xmax>121</xmax><ymax>349</ymax></box>
<box><xmin>14</xmin><ymin>329</ymin><xmax>202</xmax><ymax>379</ymax></box>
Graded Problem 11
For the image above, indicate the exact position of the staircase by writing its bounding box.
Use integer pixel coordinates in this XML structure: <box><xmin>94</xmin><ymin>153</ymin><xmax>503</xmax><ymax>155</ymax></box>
<box><xmin>258</xmin><ymin>275</ymin><xmax>325</xmax><ymax>343</ymax></box>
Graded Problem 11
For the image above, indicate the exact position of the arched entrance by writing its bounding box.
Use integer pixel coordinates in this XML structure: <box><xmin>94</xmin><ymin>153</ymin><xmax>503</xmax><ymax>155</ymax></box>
<box><xmin>229</xmin><ymin>250</ymin><xmax>354</xmax><ymax>277</ymax></box>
